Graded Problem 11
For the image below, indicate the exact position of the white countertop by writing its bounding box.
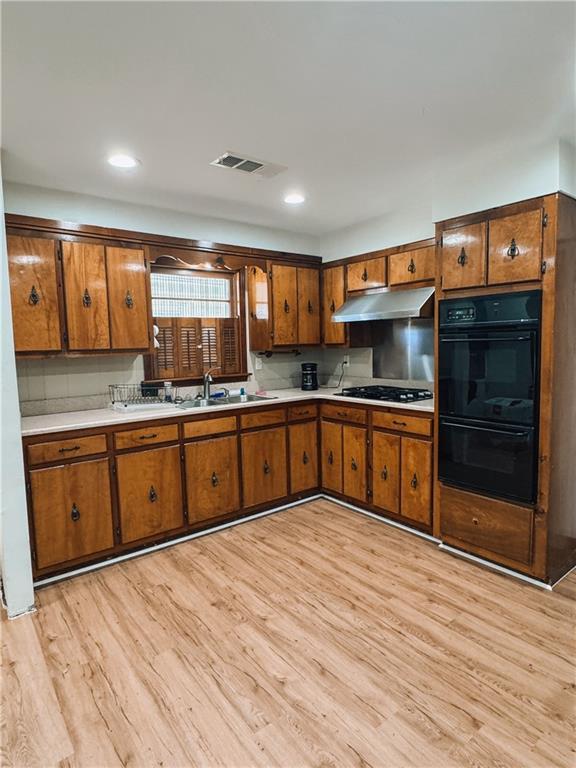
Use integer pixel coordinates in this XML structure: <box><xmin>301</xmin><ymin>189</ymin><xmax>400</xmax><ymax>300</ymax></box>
<box><xmin>21</xmin><ymin>387</ymin><xmax>434</xmax><ymax>437</ymax></box>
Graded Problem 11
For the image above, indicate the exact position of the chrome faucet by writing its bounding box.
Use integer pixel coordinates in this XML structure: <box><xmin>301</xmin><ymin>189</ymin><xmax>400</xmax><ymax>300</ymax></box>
<box><xmin>202</xmin><ymin>367</ymin><xmax>220</xmax><ymax>400</ymax></box>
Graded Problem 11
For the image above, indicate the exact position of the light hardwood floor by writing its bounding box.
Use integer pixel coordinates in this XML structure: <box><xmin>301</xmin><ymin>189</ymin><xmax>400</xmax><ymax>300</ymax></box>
<box><xmin>2</xmin><ymin>499</ymin><xmax>575</xmax><ymax>768</ymax></box>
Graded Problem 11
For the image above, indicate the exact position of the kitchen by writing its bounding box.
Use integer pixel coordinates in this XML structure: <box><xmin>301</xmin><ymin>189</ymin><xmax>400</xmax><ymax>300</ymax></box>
<box><xmin>1</xmin><ymin>2</ymin><xmax>575</xmax><ymax>767</ymax></box>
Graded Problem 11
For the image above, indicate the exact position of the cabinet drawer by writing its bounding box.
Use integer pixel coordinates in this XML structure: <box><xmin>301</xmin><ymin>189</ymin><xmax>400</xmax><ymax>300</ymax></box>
<box><xmin>240</xmin><ymin>408</ymin><xmax>285</xmax><ymax>430</ymax></box>
<box><xmin>347</xmin><ymin>257</ymin><xmax>386</xmax><ymax>291</ymax></box>
<box><xmin>28</xmin><ymin>434</ymin><xmax>107</xmax><ymax>466</ymax></box>
<box><xmin>183</xmin><ymin>415</ymin><xmax>237</xmax><ymax>440</ymax></box>
<box><xmin>321</xmin><ymin>403</ymin><xmax>367</xmax><ymax>424</ymax></box>
<box><xmin>440</xmin><ymin>485</ymin><xmax>533</xmax><ymax>565</ymax></box>
<box><xmin>288</xmin><ymin>403</ymin><xmax>318</xmax><ymax>421</ymax></box>
<box><xmin>114</xmin><ymin>424</ymin><xmax>179</xmax><ymax>450</ymax></box>
<box><xmin>372</xmin><ymin>411</ymin><xmax>432</xmax><ymax>437</ymax></box>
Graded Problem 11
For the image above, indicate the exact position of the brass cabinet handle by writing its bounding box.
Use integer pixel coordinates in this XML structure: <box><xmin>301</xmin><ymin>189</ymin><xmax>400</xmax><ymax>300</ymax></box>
<box><xmin>472</xmin><ymin>517</ymin><xmax>479</xmax><ymax>525</ymax></box>
<box><xmin>284</xmin><ymin>299</ymin><xmax>290</xmax><ymax>313</ymax></box>
<box><xmin>457</xmin><ymin>248</ymin><xmax>467</xmax><ymax>267</ymax></box>
<box><xmin>148</xmin><ymin>485</ymin><xmax>158</xmax><ymax>502</ymax></box>
<box><xmin>263</xmin><ymin>460</ymin><xmax>271</xmax><ymax>475</ymax></box>
<box><xmin>328</xmin><ymin>450</ymin><xmax>334</xmax><ymax>465</ymax></box>
<box><xmin>70</xmin><ymin>503</ymin><xmax>80</xmax><ymax>522</ymax></box>
<box><xmin>82</xmin><ymin>288</ymin><xmax>92</xmax><ymax>307</ymax></box>
<box><xmin>28</xmin><ymin>285</ymin><xmax>40</xmax><ymax>305</ymax></box>
<box><xmin>351</xmin><ymin>458</ymin><xmax>358</xmax><ymax>471</ymax></box>
<box><xmin>125</xmin><ymin>289</ymin><xmax>134</xmax><ymax>308</ymax></box>
<box><xmin>138</xmin><ymin>433</ymin><xmax>158</xmax><ymax>440</ymax></box>
<box><xmin>211</xmin><ymin>471</ymin><xmax>219</xmax><ymax>487</ymax></box>
<box><xmin>410</xmin><ymin>473</ymin><xmax>418</xmax><ymax>489</ymax></box>
<box><xmin>507</xmin><ymin>238</ymin><xmax>519</xmax><ymax>258</ymax></box>
<box><xmin>392</xmin><ymin>420</ymin><xmax>407</xmax><ymax>427</ymax></box>
<box><xmin>337</xmin><ymin>411</ymin><xmax>348</xmax><ymax>418</ymax></box>
<box><xmin>59</xmin><ymin>445</ymin><xmax>80</xmax><ymax>453</ymax></box>
<box><xmin>361</xmin><ymin>268</ymin><xmax>368</xmax><ymax>282</ymax></box>
<box><xmin>307</xmin><ymin>300</ymin><xmax>313</xmax><ymax>314</ymax></box>
<box><xmin>302</xmin><ymin>451</ymin><xmax>309</xmax><ymax>465</ymax></box>
<box><xmin>407</xmin><ymin>258</ymin><xmax>416</xmax><ymax>274</ymax></box>
<box><xmin>381</xmin><ymin>465</ymin><xmax>388</xmax><ymax>480</ymax></box>
<box><xmin>330</xmin><ymin>300</ymin><xmax>336</xmax><ymax>312</ymax></box>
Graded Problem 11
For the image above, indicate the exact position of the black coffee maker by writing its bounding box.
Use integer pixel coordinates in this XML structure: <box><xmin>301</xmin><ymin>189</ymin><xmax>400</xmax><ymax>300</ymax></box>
<box><xmin>301</xmin><ymin>362</ymin><xmax>318</xmax><ymax>391</ymax></box>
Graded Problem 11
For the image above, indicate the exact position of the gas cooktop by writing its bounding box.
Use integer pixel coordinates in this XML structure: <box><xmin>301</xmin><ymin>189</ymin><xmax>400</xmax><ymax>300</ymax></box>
<box><xmin>338</xmin><ymin>385</ymin><xmax>433</xmax><ymax>403</ymax></box>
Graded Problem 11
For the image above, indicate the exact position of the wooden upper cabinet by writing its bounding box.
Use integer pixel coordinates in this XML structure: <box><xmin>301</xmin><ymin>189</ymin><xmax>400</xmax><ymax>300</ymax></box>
<box><xmin>289</xmin><ymin>420</ymin><xmax>318</xmax><ymax>494</ymax></box>
<box><xmin>241</xmin><ymin>426</ymin><xmax>287</xmax><ymax>508</ymax></box>
<box><xmin>271</xmin><ymin>264</ymin><xmax>298</xmax><ymax>345</ymax></box>
<box><xmin>116</xmin><ymin>445</ymin><xmax>184</xmax><ymax>544</ymax></box>
<box><xmin>400</xmin><ymin>437</ymin><xmax>432</xmax><ymax>525</ymax></box>
<box><xmin>372</xmin><ymin>431</ymin><xmax>400</xmax><ymax>515</ymax></box>
<box><xmin>185</xmin><ymin>435</ymin><xmax>240</xmax><ymax>524</ymax></box>
<box><xmin>488</xmin><ymin>209</ymin><xmax>543</xmax><ymax>285</ymax></box>
<box><xmin>61</xmin><ymin>242</ymin><xmax>110</xmax><ymax>350</ymax></box>
<box><xmin>7</xmin><ymin>236</ymin><xmax>62</xmax><ymax>353</ymax></box>
<box><xmin>389</xmin><ymin>246</ymin><xmax>435</xmax><ymax>286</ymax></box>
<box><xmin>321</xmin><ymin>419</ymin><xmax>342</xmax><ymax>493</ymax></box>
<box><xmin>440</xmin><ymin>223</ymin><xmax>487</xmax><ymax>290</ymax></box>
<box><xmin>297</xmin><ymin>267</ymin><xmax>321</xmax><ymax>345</ymax></box>
<box><xmin>247</xmin><ymin>266</ymin><xmax>271</xmax><ymax>351</ymax></box>
<box><xmin>322</xmin><ymin>266</ymin><xmax>346</xmax><ymax>345</ymax></box>
<box><xmin>342</xmin><ymin>425</ymin><xmax>367</xmax><ymax>502</ymax></box>
<box><xmin>106</xmin><ymin>247</ymin><xmax>150</xmax><ymax>350</ymax></box>
<box><xmin>30</xmin><ymin>458</ymin><xmax>114</xmax><ymax>570</ymax></box>
<box><xmin>347</xmin><ymin>257</ymin><xmax>386</xmax><ymax>291</ymax></box>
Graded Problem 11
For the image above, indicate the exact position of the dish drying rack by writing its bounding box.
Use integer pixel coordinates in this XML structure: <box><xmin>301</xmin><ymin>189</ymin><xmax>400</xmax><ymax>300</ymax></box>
<box><xmin>109</xmin><ymin>384</ymin><xmax>179</xmax><ymax>411</ymax></box>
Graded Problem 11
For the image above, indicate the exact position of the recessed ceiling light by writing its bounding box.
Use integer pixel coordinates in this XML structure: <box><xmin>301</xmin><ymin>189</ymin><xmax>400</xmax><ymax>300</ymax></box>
<box><xmin>284</xmin><ymin>192</ymin><xmax>305</xmax><ymax>205</ymax></box>
<box><xmin>108</xmin><ymin>153</ymin><xmax>140</xmax><ymax>169</ymax></box>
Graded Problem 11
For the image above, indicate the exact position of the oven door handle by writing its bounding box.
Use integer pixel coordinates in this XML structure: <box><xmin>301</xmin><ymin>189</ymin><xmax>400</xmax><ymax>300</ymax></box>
<box><xmin>440</xmin><ymin>336</ymin><xmax>532</xmax><ymax>343</ymax></box>
<box><xmin>444</xmin><ymin>422</ymin><xmax>531</xmax><ymax>438</ymax></box>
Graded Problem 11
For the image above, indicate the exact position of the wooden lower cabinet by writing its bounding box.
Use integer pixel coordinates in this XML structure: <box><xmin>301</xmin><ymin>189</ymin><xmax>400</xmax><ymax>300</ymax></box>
<box><xmin>185</xmin><ymin>436</ymin><xmax>240</xmax><ymax>523</ymax></box>
<box><xmin>116</xmin><ymin>445</ymin><xmax>184</xmax><ymax>544</ymax></box>
<box><xmin>241</xmin><ymin>427</ymin><xmax>287</xmax><ymax>508</ymax></box>
<box><xmin>372</xmin><ymin>432</ymin><xmax>400</xmax><ymax>515</ymax></box>
<box><xmin>343</xmin><ymin>425</ymin><xmax>367</xmax><ymax>502</ymax></box>
<box><xmin>321</xmin><ymin>420</ymin><xmax>342</xmax><ymax>493</ymax></box>
<box><xmin>289</xmin><ymin>421</ymin><xmax>318</xmax><ymax>494</ymax></box>
<box><xmin>30</xmin><ymin>458</ymin><xmax>114</xmax><ymax>570</ymax></box>
<box><xmin>401</xmin><ymin>437</ymin><xmax>432</xmax><ymax>525</ymax></box>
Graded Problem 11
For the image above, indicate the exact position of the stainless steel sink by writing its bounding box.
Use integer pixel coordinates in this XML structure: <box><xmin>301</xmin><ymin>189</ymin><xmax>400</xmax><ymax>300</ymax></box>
<box><xmin>177</xmin><ymin>394</ymin><xmax>276</xmax><ymax>410</ymax></box>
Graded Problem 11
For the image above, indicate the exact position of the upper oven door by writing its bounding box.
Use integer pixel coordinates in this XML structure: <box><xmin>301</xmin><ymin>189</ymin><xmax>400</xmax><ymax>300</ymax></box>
<box><xmin>438</xmin><ymin>329</ymin><xmax>539</xmax><ymax>425</ymax></box>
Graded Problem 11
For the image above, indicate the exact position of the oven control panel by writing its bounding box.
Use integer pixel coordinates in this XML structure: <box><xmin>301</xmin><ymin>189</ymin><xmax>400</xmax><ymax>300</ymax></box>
<box><xmin>446</xmin><ymin>307</ymin><xmax>476</xmax><ymax>322</ymax></box>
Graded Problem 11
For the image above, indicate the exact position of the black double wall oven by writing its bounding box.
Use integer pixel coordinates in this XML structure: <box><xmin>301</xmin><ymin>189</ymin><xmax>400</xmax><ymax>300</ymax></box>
<box><xmin>438</xmin><ymin>291</ymin><xmax>541</xmax><ymax>504</ymax></box>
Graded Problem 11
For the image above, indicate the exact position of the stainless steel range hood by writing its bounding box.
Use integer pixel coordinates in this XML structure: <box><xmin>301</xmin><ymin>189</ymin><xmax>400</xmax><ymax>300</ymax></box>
<box><xmin>332</xmin><ymin>286</ymin><xmax>435</xmax><ymax>323</ymax></box>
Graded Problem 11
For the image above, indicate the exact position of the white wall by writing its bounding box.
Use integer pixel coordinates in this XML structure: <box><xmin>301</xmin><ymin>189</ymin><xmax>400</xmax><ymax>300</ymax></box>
<box><xmin>0</xmin><ymin>169</ymin><xmax>35</xmax><ymax>617</ymax></box>
<box><xmin>3</xmin><ymin>182</ymin><xmax>320</xmax><ymax>256</ymax></box>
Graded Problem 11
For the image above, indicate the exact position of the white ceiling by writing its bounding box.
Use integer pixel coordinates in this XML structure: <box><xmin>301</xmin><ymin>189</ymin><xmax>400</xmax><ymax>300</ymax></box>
<box><xmin>2</xmin><ymin>2</ymin><xmax>574</xmax><ymax>236</ymax></box>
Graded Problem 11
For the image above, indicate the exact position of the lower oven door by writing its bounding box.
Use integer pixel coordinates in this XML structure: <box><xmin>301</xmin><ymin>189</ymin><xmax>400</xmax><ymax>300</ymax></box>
<box><xmin>438</xmin><ymin>417</ymin><xmax>537</xmax><ymax>503</ymax></box>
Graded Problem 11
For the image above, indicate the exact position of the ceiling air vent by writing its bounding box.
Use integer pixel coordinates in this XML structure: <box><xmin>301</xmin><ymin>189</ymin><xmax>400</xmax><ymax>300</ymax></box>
<box><xmin>210</xmin><ymin>152</ymin><xmax>286</xmax><ymax>179</ymax></box>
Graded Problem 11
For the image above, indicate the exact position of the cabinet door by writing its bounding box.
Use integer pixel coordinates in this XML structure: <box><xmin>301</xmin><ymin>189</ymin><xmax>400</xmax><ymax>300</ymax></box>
<box><xmin>372</xmin><ymin>432</ymin><xmax>400</xmax><ymax>514</ymax></box>
<box><xmin>289</xmin><ymin>421</ymin><xmax>318</xmax><ymax>494</ymax></box>
<box><xmin>343</xmin><ymin>425</ymin><xmax>367</xmax><ymax>502</ymax></box>
<box><xmin>7</xmin><ymin>236</ymin><xmax>62</xmax><ymax>353</ymax></box>
<box><xmin>347</xmin><ymin>257</ymin><xmax>386</xmax><ymax>291</ymax></box>
<box><xmin>185</xmin><ymin>435</ymin><xmax>239</xmax><ymax>523</ymax></box>
<box><xmin>441</xmin><ymin>223</ymin><xmax>487</xmax><ymax>290</ymax></box>
<box><xmin>321</xmin><ymin>420</ymin><xmax>342</xmax><ymax>493</ymax></box>
<box><xmin>30</xmin><ymin>458</ymin><xmax>114</xmax><ymax>570</ymax></box>
<box><xmin>247</xmin><ymin>266</ymin><xmax>271</xmax><ymax>351</ymax></box>
<box><xmin>62</xmin><ymin>242</ymin><xmax>110</xmax><ymax>350</ymax></box>
<box><xmin>106</xmin><ymin>247</ymin><xmax>150</xmax><ymax>350</ymax></box>
<box><xmin>400</xmin><ymin>437</ymin><xmax>432</xmax><ymax>525</ymax></box>
<box><xmin>297</xmin><ymin>267</ymin><xmax>321</xmax><ymax>345</ymax></box>
<box><xmin>271</xmin><ymin>265</ymin><xmax>298</xmax><ymax>345</ymax></box>
<box><xmin>117</xmin><ymin>445</ymin><xmax>184</xmax><ymax>543</ymax></box>
<box><xmin>389</xmin><ymin>246</ymin><xmax>435</xmax><ymax>286</ymax></box>
<box><xmin>322</xmin><ymin>266</ymin><xmax>346</xmax><ymax>345</ymax></box>
<box><xmin>241</xmin><ymin>427</ymin><xmax>287</xmax><ymax>507</ymax></box>
<box><xmin>488</xmin><ymin>209</ymin><xmax>543</xmax><ymax>285</ymax></box>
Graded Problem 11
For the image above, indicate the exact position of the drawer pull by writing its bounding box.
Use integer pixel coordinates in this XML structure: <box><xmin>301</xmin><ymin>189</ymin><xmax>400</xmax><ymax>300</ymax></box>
<box><xmin>70</xmin><ymin>503</ymin><xmax>80</xmax><ymax>522</ymax></box>
<box><xmin>125</xmin><ymin>289</ymin><xmax>134</xmax><ymax>308</ymax></box>
<box><xmin>328</xmin><ymin>450</ymin><xmax>334</xmax><ymax>465</ymax></box>
<box><xmin>82</xmin><ymin>288</ymin><xmax>92</xmax><ymax>308</ymax></box>
<box><xmin>361</xmin><ymin>268</ymin><xmax>368</xmax><ymax>282</ymax></box>
<box><xmin>284</xmin><ymin>299</ymin><xmax>290</xmax><ymax>313</ymax></box>
<box><xmin>28</xmin><ymin>285</ymin><xmax>40</xmax><ymax>305</ymax></box>
<box><xmin>263</xmin><ymin>460</ymin><xmax>271</xmax><ymax>475</ymax></box>
<box><xmin>58</xmin><ymin>445</ymin><xmax>81</xmax><ymax>454</ymax></box>
<box><xmin>307</xmin><ymin>300</ymin><xmax>313</xmax><ymax>314</ymax></box>
<box><xmin>457</xmin><ymin>248</ymin><xmax>467</xmax><ymax>267</ymax></box>
<box><xmin>472</xmin><ymin>517</ymin><xmax>479</xmax><ymax>526</ymax></box>
<box><xmin>337</xmin><ymin>411</ymin><xmax>348</xmax><ymax>418</ymax></box>
<box><xmin>302</xmin><ymin>451</ymin><xmax>309</xmax><ymax>465</ymax></box>
<box><xmin>148</xmin><ymin>485</ymin><xmax>158</xmax><ymax>503</ymax></box>
<box><xmin>507</xmin><ymin>238</ymin><xmax>519</xmax><ymax>258</ymax></box>
<box><xmin>407</xmin><ymin>258</ymin><xmax>416</xmax><ymax>274</ymax></box>
<box><xmin>139</xmin><ymin>433</ymin><xmax>159</xmax><ymax>440</ymax></box>
<box><xmin>410</xmin><ymin>473</ymin><xmax>418</xmax><ymax>489</ymax></box>
<box><xmin>381</xmin><ymin>465</ymin><xmax>388</xmax><ymax>481</ymax></box>
<box><xmin>351</xmin><ymin>458</ymin><xmax>358</xmax><ymax>471</ymax></box>
<box><xmin>393</xmin><ymin>420</ymin><xmax>407</xmax><ymax>427</ymax></box>
<box><xmin>211</xmin><ymin>472</ymin><xmax>219</xmax><ymax>487</ymax></box>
